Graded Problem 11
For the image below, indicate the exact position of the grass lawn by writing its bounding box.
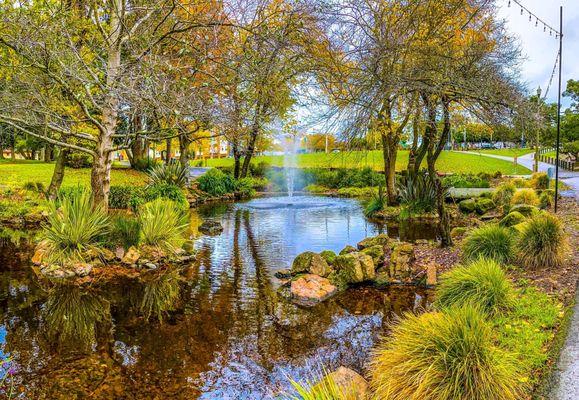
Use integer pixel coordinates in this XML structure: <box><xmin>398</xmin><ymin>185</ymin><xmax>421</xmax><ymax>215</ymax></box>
<box><xmin>0</xmin><ymin>159</ymin><xmax>147</xmax><ymax>189</ymax></box>
<box><xmin>468</xmin><ymin>148</ymin><xmax>534</xmax><ymax>157</ymax></box>
<box><xmin>202</xmin><ymin>150</ymin><xmax>532</xmax><ymax>175</ymax></box>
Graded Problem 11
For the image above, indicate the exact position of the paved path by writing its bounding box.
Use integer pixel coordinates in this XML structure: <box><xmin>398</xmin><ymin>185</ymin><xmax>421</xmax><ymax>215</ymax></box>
<box><xmin>549</xmin><ymin>290</ymin><xmax>579</xmax><ymax>400</ymax></box>
<box><xmin>454</xmin><ymin>151</ymin><xmax>579</xmax><ymax>199</ymax></box>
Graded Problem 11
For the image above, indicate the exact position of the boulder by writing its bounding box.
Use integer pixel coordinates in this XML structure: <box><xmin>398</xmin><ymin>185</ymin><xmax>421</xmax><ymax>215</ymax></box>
<box><xmin>509</xmin><ymin>204</ymin><xmax>539</xmax><ymax>217</ymax></box>
<box><xmin>475</xmin><ymin>198</ymin><xmax>495</xmax><ymax>215</ymax></box>
<box><xmin>291</xmin><ymin>274</ymin><xmax>338</xmax><ymax>306</ymax></box>
<box><xmin>499</xmin><ymin>211</ymin><xmax>526</xmax><ymax>227</ymax></box>
<box><xmin>115</xmin><ymin>246</ymin><xmax>126</xmax><ymax>260</ymax></box>
<box><xmin>274</xmin><ymin>268</ymin><xmax>293</xmax><ymax>279</ymax></box>
<box><xmin>389</xmin><ymin>242</ymin><xmax>416</xmax><ymax>282</ymax></box>
<box><xmin>361</xmin><ymin>245</ymin><xmax>385</xmax><ymax>266</ymax></box>
<box><xmin>357</xmin><ymin>233</ymin><xmax>389</xmax><ymax>250</ymax></box>
<box><xmin>291</xmin><ymin>252</ymin><xmax>333</xmax><ymax>277</ymax></box>
<box><xmin>319</xmin><ymin>367</ymin><xmax>369</xmax><ymax>400</ymax></box>
<box><xmin>199</xmin><ymin>220</ymin><xmax>223</xmax><ymax>235</ymax></box>
<box><xmin>140</xmin><ymin>245</ymin><xmax>166</xmax><ymax>262</ymax></box>
<box><xmin>72</xmin><ymin>262</ymin><xmax>93</xmax><ymax>277</ymax></box>
<box><xmin>320</xmin><ymin>250</ymin><xmax>337</xmax><ymax>265</ymax></box>
<box><xmin>122</xmin><ymin>246</ymin><xmax>140</xmax><ymax>265</ymax></box>
<box><xmin>31</xmin><ymin>242</ymin><xmax>49</xmax><ymax>265</ymax></box>
<box><xmin>458</xmin><ymin>198</ymin><xmax>476</xmax><ymax>213</ymax></box>
<box><xmin>333</xmin><ymin>253</ymin><xmax>375</xmax><ymax>284</ymax></box>
<box><xmin>339</xmin><ymin>245</ymin><xmax>357</xmax><ymax>255</ymax></box>
<box><xmin>41</xmin><ymin>264</ymin><xmax>75</xmax><ymax>279</ymax></box>
<box><xmin>101</xmin><ymin>248</ymin><xmax>116</xmax><ymax>262</ymax></box>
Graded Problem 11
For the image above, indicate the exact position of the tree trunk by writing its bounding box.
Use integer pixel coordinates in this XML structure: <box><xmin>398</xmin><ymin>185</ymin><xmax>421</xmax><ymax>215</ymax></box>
<box><xmin>46</xmin><ymin>148</ymin><xmax>68</xmax><ymax>200</ymax></box>
<box><xmin>381</xmin><ymin>132</ymin><xmax>398</xmax><ymax>205</ymax></box>
<box><xmin>179</xmin><ymin>133</ymin><xmax>191</xmax><ymax>169</ymax></box>
<box><xmin>165</xmin><ymin>138</ymin><xmax>172</xmax><ymax>164</ymax></box>
<box><xmin>91</xmin><ymin>0</ymin><xmax>121</xmax><ymax>208</ymax></box>
<box><xmin>241</xmin><ymin>122</ymin><xmax>259</xmax><ymax>178</ymax></box>
<box><xmin>232</xmin><ymin>142</ymin><xmax>242</xmax><ymax>179</ymax></box>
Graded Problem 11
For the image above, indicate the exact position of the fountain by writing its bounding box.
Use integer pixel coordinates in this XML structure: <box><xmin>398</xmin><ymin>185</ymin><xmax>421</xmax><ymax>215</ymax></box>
<box><xmin>282</xmin><ymin>133</ymin><xmax>299</xmax><ymax>197</ymax></box>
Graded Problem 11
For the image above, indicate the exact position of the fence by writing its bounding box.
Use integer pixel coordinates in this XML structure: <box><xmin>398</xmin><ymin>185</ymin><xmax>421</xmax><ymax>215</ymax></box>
<box><xmin>537</xmin><ymin>154</ymin><xmax>578</xmax><ymax>171</ymax></box>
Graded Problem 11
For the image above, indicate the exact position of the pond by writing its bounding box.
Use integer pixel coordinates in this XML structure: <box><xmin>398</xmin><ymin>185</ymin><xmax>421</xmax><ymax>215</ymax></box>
<box><xmin>0</xmin><ymin>196</ymin><xmax>435</xmax><ymax>399</ymax></box>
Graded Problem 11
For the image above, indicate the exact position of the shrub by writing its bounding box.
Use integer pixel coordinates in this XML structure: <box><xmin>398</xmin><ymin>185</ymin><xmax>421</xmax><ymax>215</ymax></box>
<box><xmin>110</xmin><ymin>216</ymin><xmax>141</xmax><ymax>249</ymax></box>
<box><xmin>538</xmin><ymin>189</ymin><xmax>554</xmax><ymax>209</ymax></box>
<box><xmin>147</xmin><ymin>162</ymin><xmax>188</xmax><ymax>188</ymax></box>
<box><xmin>109</xmin><ymin>185</ymin><xmax>144</xmax><ymax>209</ymax></box>
<box><xmin>138</xmin><ymin>198</ymin><xmax>188</xmax><ymax>252</ymax></box>
<box><xmin>516</xmin><ymin>213</ymin><xmax>567</xmax><ymax>269</ymax></box>
<box><xmin>397</xmin><ymin>170</ymin><xmax>436</xmax><ymax>213</ymax></box>
<box><xmin>492</xmin><ymin>181</ymin><xmax>516</xmax><ymax>214</ymax></box>
<box><xmin>370</xmin><ymin>305</ymin><xmax>520</xmax><ymax>400</ymax></box>
<box><xmin>530</xmin><ymin>172</ymin><xmax>549</xmax><ymax>190</ymax></box>
<box><xmin>132</xmin><ymin>157</ymin><xmax>160</xmax><ymax>171</ymax></box>
<box><xmin>304</xmin><ymin>184</ymin><xmax>329</xmax><ymax>194</ymax></box>
<box><xmin>65</xmin><ymin>152</ymin><xmax>92</xmax><ymax>168</ymax></box>
<box><xmin>23</xmin><ymin>181</ymin><xmax>45</xmax><ymax>193</ymax></box>
<box><xmin>511</xmin><ymin>177</ymin><xmax>529</xmax><ymax>188</ymax></box>
<box><xmin>435</xmin><ymin>258</ymin><xmax>514</xmax><ymax>315</ymax></box>
<box><xmin>144</xmin><ymin>183</ymin><xmax>188</xmax><ymax>209</ymax></box>
<box><xmin>235</xmin><ymin>178</ymin><xmax>256</xmax><ymax>199</ymax></box>
<box><xmin>249</xmin><ymin>161</ymin><xmax>270</xmax><ymax>177</ymax></box>
<box><xmin>42</xmin><ymin>190</ymin><xmax>109</xmax><ymax>263</ymax></box>
<box><xmin>197</xmin><ymin>168</ymin><xmax>236</xmax><ymax>196</ymax></box>
<box><xmin>462</xmin><ymin>225</ymin><xmax>514</xmax><ymax>264</ymax></box>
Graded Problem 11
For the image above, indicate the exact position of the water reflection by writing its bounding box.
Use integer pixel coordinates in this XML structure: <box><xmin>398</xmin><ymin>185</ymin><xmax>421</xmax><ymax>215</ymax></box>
<box><xmin>0</xmin><ymin>196</ymin><xmax>434</xmax><ymax>399</ymax></box>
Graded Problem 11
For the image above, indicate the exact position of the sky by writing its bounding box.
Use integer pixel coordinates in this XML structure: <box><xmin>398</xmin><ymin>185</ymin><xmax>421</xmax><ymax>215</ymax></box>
<box><xmin>498</xmin><ymin>0</ymin><xmax>579</xmax><ymax>107</ymax></box>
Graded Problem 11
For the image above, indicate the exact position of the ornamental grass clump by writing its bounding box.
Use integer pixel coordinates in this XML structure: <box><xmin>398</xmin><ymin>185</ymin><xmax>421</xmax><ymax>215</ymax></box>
<box><xmin>492</xmin><ymin>181</ymin><xmax>516</xmax><ymax>214</ymax></box>
<box><xmin>370</xmin><ymin>306</ymin><xmax>521</xmax><ymax>400</ymax></box>
<box><xmin>147</xmin><ymin>162</ymin><xmax>188</xmax><ymax>188</ymax></box>
<box><xmin>284</xmin><ymin>373</ymin><xmax>357</xmax><ymax>400</ymax></box>
<box><xmin>138</xmin><ymin>198</ymin><xmax>188</xmax><ymax>252</ymax></box>
<box><xmin>516</xmin><ymin>213</ymin><xmax>568</xmax><ymax>269</ymax></box>
<box><xmin>435</xmin><ymin>258</ymin><xmax>514</xmax><ymax>316</ymax></box>
<box><xmin>462</xmin><ymin>225</ymin><xmax>515</xmax><ymax>264</ymax></box>
<box><xmin>42</xmin><ymin>190</ymin><xmax>109</xmax><ymax>264</ymax></box>
<box><xmin>511</xmin><ymin>188</ymin><xmax>539</xmax><ymax>206</ymax></box>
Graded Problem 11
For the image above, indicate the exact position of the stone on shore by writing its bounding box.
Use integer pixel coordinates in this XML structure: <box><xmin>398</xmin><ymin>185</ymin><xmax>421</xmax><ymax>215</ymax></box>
<box><xmin>317</xmin><ymin>367</ymin><xmax>369</xmax><ymax>399</ymax></box>
<box><xmin>357</xmin><ymin>233</ymin><xmax>389</xmax><ymax>250</ymax></box>
<box><xmin>334</xmin><ymin>253</ymin><xmax>375</xmax><ymax>284</ymax></box>
<box><xmin>291</xmin><ymin>252</ymin><xmax>333</xmax><ymax>277</ymax></box>
<box><xmin>361</xmin><ymin>245</ymin><xmax>385</xmax><ymax>266</ymax></box>
<box><xmin>339</xmin><ymin>245</ymin><xmax>357</xmax><ymax>255</ymax></box>
<box><xmin>198</xmin><ymin>220</ymin><xmax>224</xmax><ymax>235</ymax></box>
<box><xmin>320</xmin><ymin>250</ymin><xmax>337</xmax><ymax>265</ymax></box>
<box><xmin>291</xmin><ymin>274</ymin><xmax>337</xmax><ymax>306</ymax></box>
<box><xmin>122</xmin><ymin>246</ymin><xmax>140</xmax><ymax>265</ymax></box>
<box><xmin>389</xmin><ymin>242</ymin><xmax>416</xmax><ymax>282</ymax></box>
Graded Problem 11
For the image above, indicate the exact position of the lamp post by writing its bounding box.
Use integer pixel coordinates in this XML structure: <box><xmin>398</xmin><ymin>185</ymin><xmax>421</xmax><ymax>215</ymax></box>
<box><xmin>554</xmin><ymin>6</ymin><xmax>563</xmax><ymax>213</ymax></box>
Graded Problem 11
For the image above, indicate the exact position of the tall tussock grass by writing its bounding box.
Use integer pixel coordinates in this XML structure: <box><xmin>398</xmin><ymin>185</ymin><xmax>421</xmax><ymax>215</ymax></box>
<box><xmin>462</xmin><ymin>224</ymin><xmax>515</xmax><ymax>264</ymax></box>
<box><xmin>435</xmin><ymin>258</ymin><xmax>514</xmax><ymax>316</ymax></box>
<box><xmin>138</xmin><ymin>198</ymin><xmax>188</xmax><ymax>252</ymax></box>
<box><xmin>370</xmin><ymin>305</ymin><xmax>521</xmax><ymax>400</ymax></box>
<box><xmin>516</xmin><ymin>213</ymin><xmax>568</xmax><ymax>269</ymax></box>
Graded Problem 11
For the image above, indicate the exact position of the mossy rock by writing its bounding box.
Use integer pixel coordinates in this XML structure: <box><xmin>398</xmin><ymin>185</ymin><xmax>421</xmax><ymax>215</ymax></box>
<box><xmin>291</xmin><ymin>251</ymin><xmax>332</xmax><ymax>277</ymax></box>
<box><xmin>320</xmin><ymin>250</ymin><xmax>337</xmax><ymax>265</ymax></box>
<box><xmin>333</xmin><ymin>253</ymin><xmax>375</xmax><ymax>284</ymax></box>
<box><xmin>450</xmin><ymin>227</ymin><xmax>467</xmax><ymax>238</ymax></box>
<box><xmin>339</xmin><ymin>245</ymin><xmax>357</xmax><ymax>255</ymax></box>
<box><xmin>499</xmin><ymin>211</ymin><xmax>526</xmax><ymax>227</ymax></box>
<box><xmin>357</xmin><ymin>233</ymin><xmax>389</xmax><ymax>250</ymax></box>
<box><xmin>361</xmin><ymin>245</ymin><xmax>385</xmax><ymax>266</ymax></box>
<box><xmin>475</xmin><ymin>198</ymin><xmax>495</xmax><ymax>215</ymax></box>
<box><xmin>479</xmin><ymin>191</ymin><xmax>493</xmax><ymax>199</ymax></box>
<box><xmin>509</xmin><ymin>204</ymin><xmax>539</xmax><ymax>217</ymax></box>
<box><xmin>458</xmin><ymin>198</ymin><xmax>476</xmax><ymax>213</ymax></box>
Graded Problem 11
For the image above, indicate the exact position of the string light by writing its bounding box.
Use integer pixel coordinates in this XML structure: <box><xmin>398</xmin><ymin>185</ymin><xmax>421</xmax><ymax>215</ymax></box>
<box><xmin>507</xmin><ymin>0</ymin><xmax>561</xmax><ymax>39</ymax></box>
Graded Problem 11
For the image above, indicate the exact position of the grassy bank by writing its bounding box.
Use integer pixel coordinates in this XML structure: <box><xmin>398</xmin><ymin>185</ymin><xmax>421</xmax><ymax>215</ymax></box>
<box><xmin>202</xmin><ymin>150</ymin><xmax>532</xmax><ymax>175</ymax></box>
<box><xmin>0</xmin><ymin>159</ymin><xmax>147</xmax><ymax>188</ymax></box>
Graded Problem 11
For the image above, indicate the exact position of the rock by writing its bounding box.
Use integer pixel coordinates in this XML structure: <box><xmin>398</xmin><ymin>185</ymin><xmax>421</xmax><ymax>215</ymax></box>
<box><xmin>499</xmin><ymin>211</ymin><xmax>526</xmax><ymax>227</ymax></box>
<box><xmin>320</xmin><ymin>250</ymin><xmax>337</xmax><ymax>265</ymax></box>
<box><xmin>275</xmin><ymin>268</ymin><xmax>293</xmax><ymax>279</ymax></box>
<box><xmin>140</xmin><ymin>245</ymin><xmax>166</xmax><ymax>262</ymax></box>
<box><xmin>101</xmin><ymin>248</ymin><xmax>116</xmax><ymax>262</ymax></box>
<box><xmin>41</xmin><ymin>264</ymin><xmax>75</xmax><ymax>279</ymax></box>
<box><xmin>31</xmin><ymin>242</ymin><xmax>48</xmax><ymax>265</ymax></box>
<box><xmin>291</xmin><ymin>252</ymin><xmax>333</xmax><ymax>277</ymax></box>
<box><xmin>361</xmin><ymin>245</ymin><xmax>385</xmax><ymax>266</ymax></box>
<box><xmin>339</xmin><ymin>245</ymin><xmax>357</xmax><ymax>255</ymax></box>
<box><xmin>291</xmin><ymin>274</ymin><xmax>337</xmax><ymax>306</ymax></box>
<box><xmin>458</xmin><ymin>198</ymin><xmax>476</xmax><ymax>213</ymax></box>
<box><xmin>72</xmin><ymin>262</ymin><xmax>93</xmax><ymax>277</ymax></box>
<box><xmin>475</xmin><ymin>198</ymin><xmax>496</xmax><ymax>215</ymax></box>
<box><xmin>199</xmin><ymin>220</ymin><xmax>223</xmax><ymax>235</ymax></box>
<box><xmin>426</xmin><ymin>263</ymin><xmax>437</xmax><ymax>286</ymax></box>
<box><xmin>144</xmin><ymin>263</ymin><xmax>157</xmax><ymax>270</ymax></box>
<box><xmin>357</xmin><ymin>233</ymin><xmax>389</xmax><ymax>250</ymax></box>
<box><xmin>509</xmin><ymin>204</ymin><xmax>539</xmax><ymax>217</ymax></box>
<box><xmin>389</xmin><ymin>242</ymin><xmax>416</xmax><ymax>282</ymax></box>
<box><xmin>450</xmin><ymin>227</ymin><xmax>467</xmax><ymax>238</ymax></box>
<box><xmin>115</xmin><ymin>247</ymin><xmax>126</xmax><ymax>260</ymax></box>
<box><xmin>122</xmin><ymin>246</ymin><xmax>140</xmax><ymax>264</ymax></box>
<box><xmin>334</xmin><ymin>253</ymin><xmax>375</xmax><ymax>284</ymax></box>
<box><xmin>319</xmin><ymin>367</ymin><xmax>369</xmax><ymax>400</ymax></box>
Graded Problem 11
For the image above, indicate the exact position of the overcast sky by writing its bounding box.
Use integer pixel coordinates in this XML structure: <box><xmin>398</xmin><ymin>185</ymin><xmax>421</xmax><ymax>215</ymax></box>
<box><xmin>498</xmin><ymin>0</ymin><xmax>579</xmax><ymax>107</ymax></box>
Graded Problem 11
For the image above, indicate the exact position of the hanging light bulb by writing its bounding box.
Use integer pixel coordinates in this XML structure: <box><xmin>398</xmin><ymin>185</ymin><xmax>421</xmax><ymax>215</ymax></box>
<box><xmin>555</xmin><ymin>34</ymin><xmax>558</xmax><ymax>39</ymax></box>
<box><xmin>550</xmin><ymin>29</ymin><xmax>552</xmax><ymax>36</ymax></box>
<box><xmin>508</xmin><ymin>0</ymin><xmax>511</xmax><ymax>7</ymax></box>
<box><xmin>544</xmin><ymin>25</ymin><xmax>546</xmax><ymax>32</ymax></box>
<box><xmin>520</xmin><ymin>8</ymin><xmax>523</xmax><ymax>15</ymax></box>
<box><xmin>535</xmin><ymin>18</ymin><xmax>538</xmax><ymax>27</ymax></box>
<box><xmin>528</xmin><ymin>13</ymin><xmax>532</xmax><ymax>22</ymax></box>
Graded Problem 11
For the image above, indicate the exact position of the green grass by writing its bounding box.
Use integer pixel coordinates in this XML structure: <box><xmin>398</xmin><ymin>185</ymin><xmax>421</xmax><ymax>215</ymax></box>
<box><xmin>469</xmin><ymin>148</ymin><xmax>534</xmax><ymax>157</ymax></box>
<box><xmin>0</xmin><ymin>159</ymin><xmax>147</xmax><ymax>188</ymax></box>
<box><xmin>202</xmin><ymin>150</ymin><xmax>532</xmax><ymax>175</ymax></box>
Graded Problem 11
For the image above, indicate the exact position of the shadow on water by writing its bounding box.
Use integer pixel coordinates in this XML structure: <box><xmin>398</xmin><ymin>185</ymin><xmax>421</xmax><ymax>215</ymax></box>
<box><xmin>0</xmin><ymin>196</ymin><xmax>435</xmax><ymax>399</ymax></box>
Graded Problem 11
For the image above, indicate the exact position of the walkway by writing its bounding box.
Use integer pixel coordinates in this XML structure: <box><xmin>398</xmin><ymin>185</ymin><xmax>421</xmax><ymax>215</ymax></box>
<box><xmin>454</xmin><ymin>151</ymin><xmax>579</xmax><ymax>199</ymax></box>
<box><xmin>549</xmin><ymin>289</ymin><xmax>579</xmax><ymax>400</ymax></box>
